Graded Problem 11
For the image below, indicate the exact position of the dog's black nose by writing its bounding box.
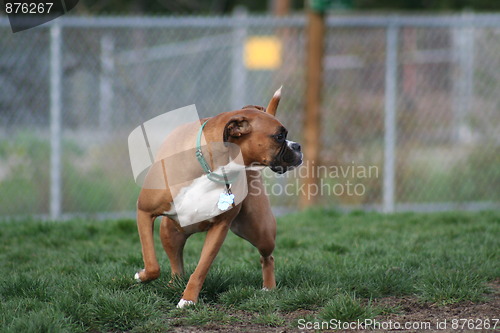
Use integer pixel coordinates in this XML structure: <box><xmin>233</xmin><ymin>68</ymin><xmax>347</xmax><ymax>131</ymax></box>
<box><xmin>291</xmin><ymin>142</ymin><xmax>301</xmax><ymax>152</ymax></box>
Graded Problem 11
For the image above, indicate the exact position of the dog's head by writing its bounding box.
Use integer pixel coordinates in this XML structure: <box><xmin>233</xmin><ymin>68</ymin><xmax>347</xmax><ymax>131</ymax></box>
<box><xmin>222</xmin><ymin>87</ymin><xmax>303</xmax><ymax>174</ymax></box>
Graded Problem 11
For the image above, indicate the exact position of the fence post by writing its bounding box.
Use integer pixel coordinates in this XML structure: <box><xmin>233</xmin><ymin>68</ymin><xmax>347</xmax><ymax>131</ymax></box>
<box><xmin>99</xmin><ymin>34</ymin><xmax>114</xmax><ymax>131</ymax></box>
<box><xmin>452</xmin><ymin>10</ymin><xmax>474</xmax><ymax>144</ymax></box>
<box><xmin>300</xmin><ymin>5</ymin><xmax>325</xmax><ymax>209</ymax></box>
<box><xmin>231</xmin><ymin>6</ymin><xmax>247</xmax><ymax>109</ymax></box>
<box><xmin>383</xmin><ymin>23</ymin><xmax>398</xmax><ymax>213</ymax></box>
<box><xmin>50</xmin><ymin>22</ymin><xmax>62</xmax><ymax>220</ymax></box>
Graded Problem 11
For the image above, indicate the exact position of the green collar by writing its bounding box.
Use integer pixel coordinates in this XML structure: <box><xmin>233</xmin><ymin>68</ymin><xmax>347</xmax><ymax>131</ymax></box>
<box><xmin>195</xmin><ymin>120</ymin><xmax>235</xmax><ymax>184</ymax></box>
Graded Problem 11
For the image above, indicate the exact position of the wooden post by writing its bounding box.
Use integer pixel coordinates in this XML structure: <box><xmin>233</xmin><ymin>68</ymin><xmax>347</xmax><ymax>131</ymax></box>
<box><xmin>273</xmin><ymin>0</ymin><xmax>290</xmax><ymax>15</ymax></box>
<box><xmin>300</xmin><ymin>6</ymin><xmax>325</xmax><ymax>209</ymax></box>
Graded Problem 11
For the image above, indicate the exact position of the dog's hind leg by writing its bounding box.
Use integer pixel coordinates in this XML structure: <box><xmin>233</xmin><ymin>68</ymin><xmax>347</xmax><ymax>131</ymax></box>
<box><xmin>160</xmin><ymin>216</ymin><xmax>188</xmax><ymax>278</ymax></box>
<box><xmin>135</xmin><ymin>209</ymin><xmax>161</xmax><ymax>282</ymax></box>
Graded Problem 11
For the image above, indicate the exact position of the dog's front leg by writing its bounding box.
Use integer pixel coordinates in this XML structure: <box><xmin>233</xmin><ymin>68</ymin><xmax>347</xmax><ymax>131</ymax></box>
<box><xmin>135</xmin><ymin>209</ymin><xmax>161</xmax><ymax>282</ymax></box>
<box><xmin>177</xmin><ymin>220</ymin><xmax>231</xmax><ymax>308</ymax></box>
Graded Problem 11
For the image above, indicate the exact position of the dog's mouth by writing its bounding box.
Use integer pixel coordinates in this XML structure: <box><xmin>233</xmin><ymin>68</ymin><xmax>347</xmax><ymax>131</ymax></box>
<box><xmin>269</xmin><ymin>142</ymin><xmax>303</xmax><ymax>174</ymax></box>
<box><xmin>269</xmin><ymin>156</ymin><xmax>302</xmax><ymax>174</ymax></box>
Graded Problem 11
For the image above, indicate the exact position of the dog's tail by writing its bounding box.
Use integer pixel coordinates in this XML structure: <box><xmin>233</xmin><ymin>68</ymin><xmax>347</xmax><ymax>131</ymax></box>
<box><xmin>266</xmin><ymin>86</ymin><xmax>282</xmax><ymax>116</ymax></box>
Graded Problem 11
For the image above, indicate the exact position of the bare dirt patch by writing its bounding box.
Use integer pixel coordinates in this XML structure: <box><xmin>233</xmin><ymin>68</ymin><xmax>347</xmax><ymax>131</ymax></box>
<box><xmin>169</xmin><ymin>281</ymin><xmax>499</xmax><ymax>332</ymax></box>
<box><xmin>372</xmin><ymin>282</ymin><xmax>499</xmax><ymax>332</ymax></box>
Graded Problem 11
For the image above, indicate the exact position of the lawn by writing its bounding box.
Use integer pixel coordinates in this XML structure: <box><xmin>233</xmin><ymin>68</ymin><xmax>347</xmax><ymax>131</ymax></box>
<box><xmin>0</xmin><ymin>209</ymin><xmax>499</xmax><ymax>332</ymax></box>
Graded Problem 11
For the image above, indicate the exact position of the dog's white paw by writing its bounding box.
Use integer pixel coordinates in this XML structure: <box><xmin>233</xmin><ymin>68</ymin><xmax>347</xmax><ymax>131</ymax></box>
<box><xmin>262</xmin><ymin>287</ymin><xmax>270</xmax><ymax>291</ymax></box>
<box><xmin>177</xmin><ymin>299</ymin><xmax>195</xmax><ymax>308</ymax></box>
<box><xmin>134</xmin><ymin>272</ymin><xmax>142</xmax><ymax>283</ymax></box>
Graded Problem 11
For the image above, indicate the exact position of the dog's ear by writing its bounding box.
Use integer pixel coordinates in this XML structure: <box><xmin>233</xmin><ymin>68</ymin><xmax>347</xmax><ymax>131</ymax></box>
<box><xmin>266</xmin><ymin>86</ymin><xmax>282</xmax><ymax>116</ymax></box>
<box><xmin>242</xmin><ymin>105</ymin><xmax>266</xmax><ymax>112</ymax></box>
<box><xmin>223</xmin><ymin>116</ymin><xmax>252</xmax><ymax>142</ymax></box>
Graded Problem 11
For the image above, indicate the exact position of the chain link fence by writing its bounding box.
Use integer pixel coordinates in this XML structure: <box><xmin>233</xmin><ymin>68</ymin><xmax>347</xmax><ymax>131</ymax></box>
<box><xmin>1</xmin><ymin>13</ymin><xmax>499</xmax><ymax>219</ymax></box>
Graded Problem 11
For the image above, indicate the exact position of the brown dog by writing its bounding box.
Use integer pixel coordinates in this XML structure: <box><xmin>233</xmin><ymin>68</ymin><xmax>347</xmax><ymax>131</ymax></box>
<box><xmin>134</xmin><ymin>87</ymin><xmax>302</xmax><ymax>307</ymax></box>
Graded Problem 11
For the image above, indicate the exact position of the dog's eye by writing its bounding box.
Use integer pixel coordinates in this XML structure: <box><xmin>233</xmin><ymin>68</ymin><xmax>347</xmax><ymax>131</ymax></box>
<box><xmin>275</xmin><ymin>133</ymin><xmax>285</xmax><ymax>143</ymax></box>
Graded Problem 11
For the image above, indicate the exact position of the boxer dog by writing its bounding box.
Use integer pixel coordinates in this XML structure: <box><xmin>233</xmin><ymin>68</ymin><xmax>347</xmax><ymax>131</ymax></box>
<box><xmin>134</xmin><ymin>87</ymin><xmax>302</xmax><ymax>308</ymax></box>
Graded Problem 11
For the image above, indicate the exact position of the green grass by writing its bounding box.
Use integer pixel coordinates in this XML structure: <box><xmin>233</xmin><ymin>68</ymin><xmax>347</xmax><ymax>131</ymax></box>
<box><xmin>319</xmin><ymin>292</ymin><xmax>378</xmax><ymax>322</ymax></box>
<box><xmin>0</xmin><ymin>209</ymin><xmax>499</xmax><ymax>332</ymax></box>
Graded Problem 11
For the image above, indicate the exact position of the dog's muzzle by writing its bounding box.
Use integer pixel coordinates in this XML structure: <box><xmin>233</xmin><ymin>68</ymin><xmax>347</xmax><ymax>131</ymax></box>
<box><xmin>270</xmin><ymin>140</ymin><xmax>303</xmax><ymax>174</ymax></box>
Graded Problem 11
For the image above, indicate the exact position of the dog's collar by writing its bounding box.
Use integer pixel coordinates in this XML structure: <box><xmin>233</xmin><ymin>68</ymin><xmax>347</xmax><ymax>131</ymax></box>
<box><xmin>195</xmin><ymin>120</ymin><xmax>235</xmax><ymax>184</ymax></box>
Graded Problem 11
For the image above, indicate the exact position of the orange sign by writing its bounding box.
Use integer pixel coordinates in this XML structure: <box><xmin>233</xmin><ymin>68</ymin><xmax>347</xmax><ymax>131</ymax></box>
<box><xmin>244</xmin><ymin>36</ymin><xmax>282</xmax><ymax>70</ymax></box>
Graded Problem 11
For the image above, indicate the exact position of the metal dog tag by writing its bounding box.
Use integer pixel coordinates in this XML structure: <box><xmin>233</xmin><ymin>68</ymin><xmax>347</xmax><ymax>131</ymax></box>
<box><xmin>217</xmin><ymin>191</ymin><xmax>235</xmax><ymax>211</ymax></box>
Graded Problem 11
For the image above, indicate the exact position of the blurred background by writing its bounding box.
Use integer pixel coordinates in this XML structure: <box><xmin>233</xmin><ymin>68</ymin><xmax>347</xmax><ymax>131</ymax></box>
<box><xmin>1</xmin><ymin>0</ymin><xmax>500</xmax><ymax>220</ymax></box>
